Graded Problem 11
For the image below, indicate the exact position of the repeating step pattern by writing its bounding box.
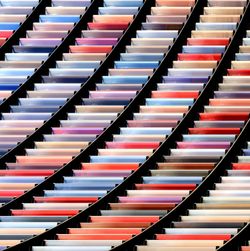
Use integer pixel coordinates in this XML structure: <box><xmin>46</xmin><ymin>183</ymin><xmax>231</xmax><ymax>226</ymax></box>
<box><xmin>14</xmin><ymin>0</ymin><xmax>248</xmax><ymax>251</ymax></box>
<box><xmin>134</xmin><ymin>146</ymin><xmax>250</xmax><ymax>251</ymax></box>
<box><xmin>0</xmin><ymin>0</ymin><xmax>40</xmax><ymax>46</ymax></box>
<box><xmin>132</xmin><ymin>29</ymin><xmax>250</xmax><ymax>251</ymax></box>
<box><xmin>0</xmin><ymin>0</ymin><xmax>93</xmax><ymax>104</ymax></box>
<box><xmin>0</xmin><ymin>0</ymin><xmax>144</xmax><ymax>156</ymax></box>
<box><xmin>0</xmin><ymin>0</ymin><xmax>197</xmax><ymax>249</ymax></box>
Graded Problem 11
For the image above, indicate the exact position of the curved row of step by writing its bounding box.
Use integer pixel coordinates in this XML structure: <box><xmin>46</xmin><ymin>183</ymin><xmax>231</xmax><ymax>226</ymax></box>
<box><xmin>0</xmin><ymin>0</ymin><xmax>153</xmax><ymax>204</ymax></box>
<box><xmin>0</xmin><ymin>0</ymin><xmax>249</xmax><ymax>251</ymax></box>
<box><xmin>0</xmin><ymin>0</ymin><xmax>93</xmax><ymax>101</ymax></box>
<box><xmin>0</xmin><ymin>0</ymin><xmax>200</xmax><ymax>249</ymax></box>
<box><xmin>1</xmin><ymin>0</ymin><xmax>247</xmax><ymax>250</ymax></box>
<box><xmin>0</xmin><ymin>0</ymin><xmax>195</xmax><ymax>209</ymax></box>
<box><xmin>129</xmin><ymin>27</ymin><xmax>250</xmax><ymax>251</ymax></box>
<box><xmin>134</xmin><ymin>134</ymin><xmax>250</xmax><ymax>250</ymax></box>
<box><xmin>0</xmin><ymin>0</ymin><xmax>93</xmax><ymax>106</ymax></box>
<box><xmin>0</xmin><ymin>0</ymin><xmax>41</xmax><ymax>46</ymax></box>
<box><xmin>0</xmin><ymin>0</ymin><xmax>144</xmax><ymax>156</ymax></box>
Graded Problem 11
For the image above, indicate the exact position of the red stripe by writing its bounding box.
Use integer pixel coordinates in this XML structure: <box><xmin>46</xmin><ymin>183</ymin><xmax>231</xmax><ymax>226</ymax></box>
<box><xmin>228</xmin><ymin>69</ymin><xmax>250</xmax><ymax>76</ymax></box>
<box><xmin>189</xmin><ymin>128</ymin><xmax>241</xmax><ymax>134</ymax></box>
<box><xmin>0</xmin><ymin>31</ymin><xmax>13</xmax><ymax>38</ymax></box>
<box><xmin>232</xmin><ymin>163</ymin><xmax>250</xmax><ymax>170</ymax></box>
<box><xmin>11</xmin><ymin>209</ymin><xmax>79</xmax><ymax>216</ymax></box>
<box><xmin>199</xmin><ymin>112</ymin><xmax>249</xmax><ymax>121</ymax></box>
<box><xmin>88</xmin><ymin>23</ymin><xmax>129</xmax><ymax>30</ymax></box>
<box><xmin>90</xmin><ymin>216</ymin><xmax>159</xmax><ymax>223</ymax></box>
<box><xmin>187</xmin><ymin>38</ymin><xmax>229</xmax><ymax>46</ymax></box>
<box><xmin>70</xmin><ymin>45</ymin><xmax>112</xmax><ymax>53</ymax></box>
<box><xmin>81</xmin><ymin>163</ymin><xmax>139</xmax><ymax>170</ymax></box>
<box><xmin>0</xmin><ymin>191</ymin><xmax>24</xmax><ymax>196</ymax></box>
<box><xmin>178</xmin><ymin>53</ymin><xmax>222</xmax><ymax>61</ymax></box>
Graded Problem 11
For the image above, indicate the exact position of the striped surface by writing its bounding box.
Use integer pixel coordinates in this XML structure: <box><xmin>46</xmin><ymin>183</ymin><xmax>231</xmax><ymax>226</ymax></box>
<box><xmin>0</xmin><ymin>0</ymin><xmax>93</xmax><ymax>113</ymax></box>
<box><xmin>0</xmin><ymin>0</ymin><xmax>247</xmax><ymax>251</ymax></box>
<box><xmin>0</xmin><ymin>0</ymin><xmax>40</xmax><ymax>46</ymax></box>
<box><xmin>134</xmin><ymin>28</ymin><xmax>250</xmax><ymax>251</ymax></box>
<box><xmin>13</xmin><ymin>0</ymin><xmax>248</xmax><ymax>250</ymax></box>
<box><xmin>135</xmin><ymin>146</ymin><xmax>250</xmax><ymax>251</ymax></box>
<box><xmin>0</xmin><ymin>0</ymin><xmax>198</xmax><ymax>249</ymax></box>
<box><xmin>0</xmin><ymin>0</ymin><xmax>143</xmax><ymax>156</ymax></box>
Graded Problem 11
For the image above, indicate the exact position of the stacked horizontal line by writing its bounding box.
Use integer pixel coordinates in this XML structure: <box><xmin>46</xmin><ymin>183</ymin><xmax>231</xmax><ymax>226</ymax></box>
<box><xmin>133</xmin><ymin>24</ymin><xmax>250</xmax><ymax>251</ymax></box>
<box><xmin>0</xmin><ymin>0</ymin><xmax>199</xmax><ymax>249</ymax></box>
<box><xmin>0</xmin><ymin>0</ymin><xmax>41</xmax><ymax>46</ymax></box>
<box><xmin>12</xmin><ymin>0</ymin><xmax>248</xmax><ymax>251</ymax></box>
<box><xmin>0</xmin><ymin>0</ymin><xmax>144</xmax><ymax>156</ymax></box>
